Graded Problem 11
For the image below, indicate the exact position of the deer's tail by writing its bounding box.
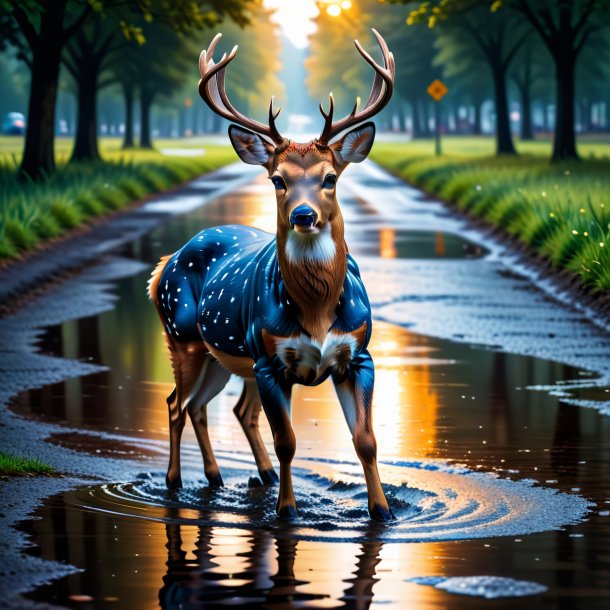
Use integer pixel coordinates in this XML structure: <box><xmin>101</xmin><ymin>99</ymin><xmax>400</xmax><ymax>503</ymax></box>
<box><xmin>147</xmin><ymin>255</ymin><xmax>171</xmax><ymax>305</ymax></box>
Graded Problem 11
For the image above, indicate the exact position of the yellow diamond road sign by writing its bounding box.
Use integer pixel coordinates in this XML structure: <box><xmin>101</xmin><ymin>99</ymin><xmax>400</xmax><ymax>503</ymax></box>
<box><xmin>427</xmin><ymin>79</ymin><xmax>448</xmax><ymax>102</ymax></box>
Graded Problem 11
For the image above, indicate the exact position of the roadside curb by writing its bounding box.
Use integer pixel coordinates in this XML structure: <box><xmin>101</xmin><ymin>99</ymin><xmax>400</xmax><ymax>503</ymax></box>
<box><xmin>373</xmin><ymin>161</ymin><xmax>610</xmax><ymax>332</ymax></box>
<box><xmin>0</xmin><ymin>162</ymin><xmax>250</xmax><ymax>318</ymax></box>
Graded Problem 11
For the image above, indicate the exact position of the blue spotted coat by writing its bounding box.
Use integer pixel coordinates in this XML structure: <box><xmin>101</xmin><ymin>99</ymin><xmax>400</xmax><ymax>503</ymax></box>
<box><xmin>156</xmin><ymin>225</ymin><xmax>372</xmax><ymax>387</ymax></box>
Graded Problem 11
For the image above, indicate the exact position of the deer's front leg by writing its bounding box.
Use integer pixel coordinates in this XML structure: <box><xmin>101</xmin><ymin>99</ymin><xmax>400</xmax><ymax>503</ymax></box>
<box><xmin>333</xmin><ymin>350</ymin><xmax>394</xmax><ymax>521</ymax></box>
<box><xmin>254</xmin><ymin>358</ymin><xmax>297</xmax><ymax>518</ymax></box>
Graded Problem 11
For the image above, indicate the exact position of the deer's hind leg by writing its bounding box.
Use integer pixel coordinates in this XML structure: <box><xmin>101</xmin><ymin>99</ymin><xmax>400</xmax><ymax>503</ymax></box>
<box><xmin>233</xmin><ymin>379</ymin><xmax>278</xmax><ymax>484</ymax></box>
<box><xmin>184</xmin><ymin>354</ymin><xmax>231</xmax><ymax>487</ymax></box>
<box><xmin>165</xmin><ymin>386</ymin><xmax>185</xmax><ymax>488</ymax></box>
<box><xmin>164</xmin><ymin>340</ymin><xmax>205</xmax><ymax>489</ymax></box>
<box><xmin>165</xmin><ymin>341</ymin><xmax>229</xmax><ymax>488</ymax></box>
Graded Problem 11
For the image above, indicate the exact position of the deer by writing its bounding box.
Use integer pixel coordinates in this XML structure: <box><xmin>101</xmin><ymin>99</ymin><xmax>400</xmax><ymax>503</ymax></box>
<box><xmin>148</xmin><ymin>30</ymin><xmax>395</xmax><ymax>521</ymax></box>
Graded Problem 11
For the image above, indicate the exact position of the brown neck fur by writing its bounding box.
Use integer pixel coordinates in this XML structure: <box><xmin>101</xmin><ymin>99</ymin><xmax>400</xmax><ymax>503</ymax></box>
<box><xmin>276</xmin><ymin>211</ymin><xmax>347</xmax><ymax>343</ymax></box>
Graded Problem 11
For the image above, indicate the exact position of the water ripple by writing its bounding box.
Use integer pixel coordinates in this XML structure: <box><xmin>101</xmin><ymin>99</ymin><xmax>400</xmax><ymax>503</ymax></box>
<box><xmin>66</xmin><ymin>454</ymin><xmax>590</xmax><ymax>543</ymax></box>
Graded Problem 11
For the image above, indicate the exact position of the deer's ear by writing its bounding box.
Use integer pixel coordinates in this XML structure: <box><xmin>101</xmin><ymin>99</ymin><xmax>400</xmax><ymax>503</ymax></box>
<box><xmin>330</xmin><ymin>122</ymin><xmax>376</xmax><ymax>164</ymax></box>
<box><xmin>228</xmin><ymin>125</ymin><xmax>275</xmax><ymax>165</ymax></box>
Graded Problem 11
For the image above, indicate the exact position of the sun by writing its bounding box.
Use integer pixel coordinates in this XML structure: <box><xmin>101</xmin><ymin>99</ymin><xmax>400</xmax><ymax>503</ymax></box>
<box><xmin>263</xmin><ymin>0</ymin><xmax>320</xmax><ymax>49</ymax></box>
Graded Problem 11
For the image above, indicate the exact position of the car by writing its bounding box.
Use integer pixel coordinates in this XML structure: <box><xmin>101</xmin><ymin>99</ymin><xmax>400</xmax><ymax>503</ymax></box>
<box><xmin>1</xmin><ymin>112</ymin><xmax>26</xmax><ymax>135</ymax></box>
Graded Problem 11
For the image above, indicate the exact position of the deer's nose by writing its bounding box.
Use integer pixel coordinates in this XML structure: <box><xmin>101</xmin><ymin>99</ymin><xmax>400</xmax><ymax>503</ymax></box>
<box><xmin>289</xmin><ymin>204</ymin><xmax>318</xmax><ymax>229</ymax></box>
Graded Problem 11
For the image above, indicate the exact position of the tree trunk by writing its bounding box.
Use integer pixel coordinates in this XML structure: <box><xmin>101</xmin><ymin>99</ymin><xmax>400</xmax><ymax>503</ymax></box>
<box><xmin>517</xmin><ymin>82</ymin><xmax>533</xmax><ymax>140</ymax></box>
<box><xmin>411</xmin><ymin>99</ymin><xmax>423</xmax><ymax>138</ymax></box>
<box><xmin>211</xmin><ymin>111</ymin><xmax>223</xmax><ymax>134</ymax></box>
<box><xmin>552</xmin><ymin>54</ymin><xmax>578</xmax><ymax>161</ymax></box>
<box><xmin>192</xmin><ymin>104</ymin><xmax>200</xmax><ymax>135</ymax></box>
<box><xmin>19</xmin><ymin>0</ymin><xmax>68</xmax><ymax>180</ymax></box>
<box><xmin>422</xmin><ymin>100</ymin><xmax>431</xmax><ymax>136</ymax></box>
<box><xmin>70</xmin><ymin>65</ymin><xmax>100</xmax><ymax>162</ymax></box>
<box><xmin>491</xmin><ymin>62</ymin><xmax>516</xmax><ymax>155</ymax></box>
<box><xmin>140</xmin><ymin>88</ymin><xmax>154</xmax><ymax>148</ymax></box>
<box><xmin>397</xmin><ymin>104</ymin><xmax>407</xmax><ymax>132</ymax></box>
<box><xmin>122</xmin><ymin>82</ymin><xmax>134</xmax><ymax>149</ymax></box>
<box><xmin>178</xmin><ymin>107</ymin><xmax>186</xmax><ymax>138</ymax></box>
<box><xmin>472</xmin><ymin>101</ymin><xmax>482</xmax><ymax>135</ymax></box>
<box><xmin>583</xmin><ymin>99</ymin><xmax>593</xmax><ymax>133</ymax></box>
<box><xmin>545</xmin><ymin>102</ymin><xmax>553</xmax><ymax>131</ymax></box>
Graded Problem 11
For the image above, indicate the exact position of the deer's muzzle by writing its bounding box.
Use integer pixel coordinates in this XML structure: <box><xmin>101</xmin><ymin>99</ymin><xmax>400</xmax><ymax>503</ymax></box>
<box><xmin>289</xmin><ymin>204</ymin><xmax>318</xmax><ymax>230</ymax></box>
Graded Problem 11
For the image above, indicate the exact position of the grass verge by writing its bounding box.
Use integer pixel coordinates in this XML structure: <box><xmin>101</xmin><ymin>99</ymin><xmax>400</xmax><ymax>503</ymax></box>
<box><xmin>0</xmin><ymin>137</ymin><xmax>235</xmax><ymax>261</ymax></box>
<box><xmin>370</xmin><ymin>137</ymin><xmax>610</xmax><ymax>293</ymax></box>
<box><xmin>0</xmin><ymin>450</ymin><xmax>57</xmax><ymax>476</ymax></box>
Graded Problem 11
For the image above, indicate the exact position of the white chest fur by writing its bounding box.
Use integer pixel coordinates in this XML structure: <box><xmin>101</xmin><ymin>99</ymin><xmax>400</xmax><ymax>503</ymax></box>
<box><xmin>275</xmin><ymin>332</ymin><xmax>358</xmax><ymax>382</ymax></box>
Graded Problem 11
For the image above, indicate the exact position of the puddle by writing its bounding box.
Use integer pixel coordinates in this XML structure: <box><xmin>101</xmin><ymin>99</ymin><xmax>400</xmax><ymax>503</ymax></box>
<box><xmin>349</xmin><ymin>228</ymin><xmax>488</xmax><ymax>259</ymax></box>
<box><xmin>23</xmin><ymin>453</ymin><xmax>589</xmax><ymax>609</ymax></box>
<box><xmin>409</xmin><ymin>575</ymin><xmax>548</xmax><ymax>599</ymax></box>
<box><xmin>10</xmin><ymin>171</ymin><xmax>610</xmax><ymax>609</ymax></box>
<box><xmin>46</xmin><ymin>432</ymin><xmax>163</xmax><ymax>460</ymax></box>
<box><xmin>36</xmin><ymin>456</ymin><xmax>589</xmax><ymax>543</ymax></box>
<box><xmin>15</xmin><ymin>304</ymin><xmax>610</xmax><ymax>609</ymax></box>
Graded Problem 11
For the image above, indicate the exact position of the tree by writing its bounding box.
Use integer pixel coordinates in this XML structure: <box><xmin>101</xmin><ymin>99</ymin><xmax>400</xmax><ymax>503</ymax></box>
<box><xmin>575</xmin><ymin>31</ymin><xmax>610</xmax><ymax>133</ymax></box>
<box><xmin>510</xmin><ymin>41</ymin><xmax>534</xmax><ymax>140</ymax></box>
<box><xmin>384</xmin><ymin>11</ymin><xmax>439</xmax><ymax>137</ymax></box>
<box><xmin>112</xmin><ymin>60</ymin><xmax>139</xmax><ymax>148</ymax></box>
<box><xmin>129</xmin><ymin>23</ymin><xmax>194</xmax><ymax>148</ymax></box>
<box><xmin>207</xmin><ymin>4</ymin><xmax>284</xmax><ymax>129</ymax></box>
<box><xmin>305</xmin><ymin>10</ymin><xmax>374</xmax><ymax>121</ymax></box>
<box><xmin>63</xmin><ymin>18</ymin><xmax>128</xmax><ymax>161</ymax></box>
<box><xmin>511</xmin><ymin>0</ymin><xmax>610</xmax><ymax>159</ymax></box>
<box><xmin>387</xmin><ymin>0</ymin><xmax>610</xmax><ymax>161</ymax></box>
<box><xmin>1</xmin><ymin>1</ymin><xmax>93</xmax><ymax>179</ymax></box>
<box><xmin>388</xmin><ymin>1</ymin><xmax>532</xmax><ymax>154</ymax></box>
<box><xmin>433</xmin><ymin>35</ymin><xmax>493</xmax><ymax>135</ymax></box>
<box><xmin>0</xmin><ymin>50</ymin><xmax>29</xmax><ymax>118</ymax></box>
<box><xmin>306</xmin><ymin>0</ymin><xmax>403</xmax><ymax>133</ymax></box>
<box><xmin>0</xmin><ymin>0</ymin><xmax>255</xmax><ymax>179</ymax></box>
<box><xmin>509</xmin><ymin>37</ymin><xmax>552</xmax><ymax>140</ymax></box>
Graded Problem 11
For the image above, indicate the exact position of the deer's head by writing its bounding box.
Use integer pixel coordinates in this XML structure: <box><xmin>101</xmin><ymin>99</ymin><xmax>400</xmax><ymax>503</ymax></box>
<box><xmin>198</xmin><ymin>30</ymin><xmax>394</xmax><ymax>261</ymax></box>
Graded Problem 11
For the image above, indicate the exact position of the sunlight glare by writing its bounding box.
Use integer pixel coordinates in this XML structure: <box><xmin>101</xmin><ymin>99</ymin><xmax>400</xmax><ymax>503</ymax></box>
<box><xmin>264</xmin><ymin>0</ymin><xmax>319</xmax><ymax>49</ymax></box>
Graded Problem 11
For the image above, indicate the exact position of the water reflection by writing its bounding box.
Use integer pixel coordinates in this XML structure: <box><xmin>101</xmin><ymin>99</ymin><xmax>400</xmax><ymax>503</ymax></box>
<box><xmin>352</xmin><ymin>227</ymin><xmax>487</xmax><ymax>259</ymax></box>
<box><xmin>25</xmin><ymin>478</ymin><xmax>610</xmax><ymax>610</ymax></box>
<box><xmin>28</xmin><ymin>497</ymin><xmax>399</xmax><ymax>610</ymax></box>
<box><xmin>160</xmin><ymin>523</ymin><xmax>341</xmax><ymax>608</ymax></box>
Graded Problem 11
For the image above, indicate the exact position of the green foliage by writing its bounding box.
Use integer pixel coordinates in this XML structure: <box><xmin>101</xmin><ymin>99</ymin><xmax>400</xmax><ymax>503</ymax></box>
<box><xmin>371</xmin><ymin>138</ymin><xmax>610</xmax><ymax>292</ymax></box>
<box><xmin>0</xmin><ymin>139</ymin><xmax>236</xmax><ymax>260</ymax></box>
<box><xmin>0</xmin><ymin>451</ymin><xmax>57</xmax><ymax>476</ymax></box>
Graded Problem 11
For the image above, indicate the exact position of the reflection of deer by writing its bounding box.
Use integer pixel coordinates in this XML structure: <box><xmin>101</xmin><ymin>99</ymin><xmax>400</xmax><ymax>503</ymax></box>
<box><xmin>159</xmin><ymin>522</ymin><xmax>383</xmax><ymax>608</ymax></box>
<box><xmin>149</xmin><ymin>30</ymin><xmax>395</xmax><ymax>520</ymax></box>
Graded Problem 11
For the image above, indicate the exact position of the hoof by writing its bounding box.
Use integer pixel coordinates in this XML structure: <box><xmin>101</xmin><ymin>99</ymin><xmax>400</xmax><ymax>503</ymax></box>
<box><xmin>259</xmin><ymin>468</ymin><xmax>279</xmax><ymax>485</ymax></box>
<box><xmin>277</xmin><ymin>504</ymin><xmax>298</xmax><ymax>520</ymax></box>
<box><xmin>206</xmin><ymin>472</ymin><xmax>224</xmax><ymax>488</ymax></box>
<box><xmin>248</xmin><ymin>476</ymin><xmax>263</xmax><ymax>488</ymax></box>
<box><xmin>369</xmin><ymin>504</ymin><xmax>395</xmax><ymax>522</ymax></box>
<box><xmin>165</xmin><ymin>474</ymin><xmax>182</xmax><ymax>489</ymax></box>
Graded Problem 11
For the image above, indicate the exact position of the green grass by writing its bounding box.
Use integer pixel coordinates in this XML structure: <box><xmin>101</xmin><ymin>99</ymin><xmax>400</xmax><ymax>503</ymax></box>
<box><xmin>0</xmin><ymin>450</ymin><xmax>57</xmax><ymax>476</ymax></box>
<box><xmin>370</xmin><ymin>136</ymin><xmax>610</xmax><ymax>293</ymax></box>
<box><xmin>0</xmin><ymin>136</ymin><xmax>235</xmax><ymax>260</ymax></box>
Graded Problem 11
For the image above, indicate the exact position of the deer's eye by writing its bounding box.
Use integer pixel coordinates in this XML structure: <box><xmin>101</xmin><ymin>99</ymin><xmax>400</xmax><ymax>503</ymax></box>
<box><xmin>271</xmin><ymin>175</ymin><xmax>287</xmax><ymax>190</ymax></box>
<box><xmin>323</xmin><ymin>173</ymin><xmax>337</xmax><ymax>189</ymax></box>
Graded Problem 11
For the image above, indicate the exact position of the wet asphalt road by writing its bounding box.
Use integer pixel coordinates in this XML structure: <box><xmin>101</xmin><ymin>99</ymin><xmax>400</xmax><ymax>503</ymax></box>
<box><xmin>1</xmin><ymin>160</ymin><xmax>610</xmax><ymax>609</ymax></box>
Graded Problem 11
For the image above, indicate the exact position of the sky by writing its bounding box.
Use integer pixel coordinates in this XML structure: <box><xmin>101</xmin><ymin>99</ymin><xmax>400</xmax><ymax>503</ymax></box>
<box><xmin>262</xmin><ymin>1</ymin><xmax>356</xmax><ymax>48</ymax></box>
<box><xmin>263</xmin><ymin>0</ymin><xmax>319</xmax><ymax>49</ymax></box>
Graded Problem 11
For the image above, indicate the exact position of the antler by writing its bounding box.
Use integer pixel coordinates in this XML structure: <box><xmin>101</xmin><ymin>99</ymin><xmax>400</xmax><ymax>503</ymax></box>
<box><xmin>198</xmin><ymin>33</ymin><xmax>285</xmax><ymax>146</ymax></box>
<box><xmin>317</xmin><ymin>29</ymin><xmax>395</xmax><ymax>146</ymax></box>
